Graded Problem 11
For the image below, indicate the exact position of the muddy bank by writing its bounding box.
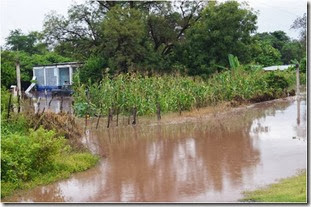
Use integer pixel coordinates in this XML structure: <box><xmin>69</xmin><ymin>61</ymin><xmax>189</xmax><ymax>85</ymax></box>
<box><xmin>4</xmin><ymin>95</ymin><xmax>306</xmax><ymax>202</ymax></box>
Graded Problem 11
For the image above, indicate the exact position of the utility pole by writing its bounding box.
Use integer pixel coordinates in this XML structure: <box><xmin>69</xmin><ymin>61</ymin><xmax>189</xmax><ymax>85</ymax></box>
<box><xmin>296</xmin><ymin>63</ymin><xmax>300</xmax><ymax>99</ymax></box>
<box><xmin>16</xmin><ymin>60</ymin><xmax>22</xmax><ymax>97</ymax></box>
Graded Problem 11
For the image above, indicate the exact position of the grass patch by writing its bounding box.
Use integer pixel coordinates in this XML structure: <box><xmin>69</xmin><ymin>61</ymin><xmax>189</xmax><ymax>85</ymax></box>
<box><xmin>241</xmin><ymin>171</ymin><xmax>307</xmax><ymax>203</ymax></box>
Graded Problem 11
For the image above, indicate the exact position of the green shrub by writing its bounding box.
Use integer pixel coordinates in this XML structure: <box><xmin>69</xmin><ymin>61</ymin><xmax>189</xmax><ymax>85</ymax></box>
<box><xmin>264</xmin><ymin>72</ymin><xmax>289</xmax><ymax>90</ymax></box>
<box><xmin>1</xmin><ymin>114</ymin><xmax>30</xmax><ymax>136</ymax></box>
<box><xmin>79</xmin><ymin>56</ymin><xmax>108</xmax><ymax>84</ymax></box>
<box><xmin>1</xmin><ymin>127</ymin><xmax>68</xmax><ymax>183</ymax></box>
<box><xmin>1</xmin><ymin>88</ymin><xmax>16</xmax><ymax>120</ymax></box>
<box><xmin>1</xmin><ymin>125</ymin><xmax>99</xmax><ymax>198</ymax></box>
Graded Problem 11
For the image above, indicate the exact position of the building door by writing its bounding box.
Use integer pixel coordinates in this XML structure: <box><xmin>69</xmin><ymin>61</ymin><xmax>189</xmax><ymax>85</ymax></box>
<box><xmin>59</xmin><ymin>67</ymin><xmax>70</xmax><ymax>86</ymax></box>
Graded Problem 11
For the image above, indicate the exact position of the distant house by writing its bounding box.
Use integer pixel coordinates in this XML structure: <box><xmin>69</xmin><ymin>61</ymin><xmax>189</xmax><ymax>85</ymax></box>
<box><xmin>262</xmin><ymin>65</ymin><xmax>294</xmax><ymax>71</ymax></box>
<box><xmin>27</xmin><ymin>62</ymin><xmax>82</xmax><ymax>92</ymax></box>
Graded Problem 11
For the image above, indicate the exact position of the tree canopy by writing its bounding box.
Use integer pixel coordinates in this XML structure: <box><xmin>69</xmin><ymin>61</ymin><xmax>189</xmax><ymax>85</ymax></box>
<box><xmin>175</xmin><ymin>1</ymin><xmax>258</xmax><ymax>76</ymax></box>
<box><xmin>1</xmin><ymin>1</ymin><xmax>307</xmax><ymax>87</ymax></box>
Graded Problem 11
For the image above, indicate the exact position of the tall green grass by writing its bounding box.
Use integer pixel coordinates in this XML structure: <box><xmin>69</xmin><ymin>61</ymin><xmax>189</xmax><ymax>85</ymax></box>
<box><xmin>73</xmin><ymin>68</ymin><xmax>298</xmax><ymax>117</ymax></box>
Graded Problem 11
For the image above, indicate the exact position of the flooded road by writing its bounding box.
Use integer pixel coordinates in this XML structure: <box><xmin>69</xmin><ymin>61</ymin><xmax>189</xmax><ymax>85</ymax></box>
<box><xmin>6</xmin><ymin>97</ymin><xmax>307</xmax><ymax>202</ymax></box>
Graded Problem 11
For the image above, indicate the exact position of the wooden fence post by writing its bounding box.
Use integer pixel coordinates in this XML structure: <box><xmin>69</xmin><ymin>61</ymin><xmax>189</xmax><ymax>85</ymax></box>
<box><xmin>60</xmin><ymin>95</ymin><xmax>64</xmax><ymax>113</ymax></box>
<box><xmin>7</xmin><ymin>93</ymin><xmax>12</xmax><ymax>119</ymax></box>
<box><xmin>17</xmin><ymin>92</ymin><xmax>21</xmax><ymax>113</ymax></box>
<box><xmin>96</xmin><ymin>114</ymin><xmax>101</xmax><ymax>129</ymax></box>
<box><xmin>128</xmin><ymin>109</ymin><xmax>131</xmax><ymax>125</ymax></box>
<box><xmin>296</xmin><ymin>64</ymin><xmax>300</xmax><ymax>99</ymax></box>
<box><xmin>116</xmin><ymin>108</ymin><xmax>119</xmax><ymax>126</ymax></box>
<box><xmin>107</xmin><ymin>108</ymin><xmax>111</xmax><ymax>128</ymax></box>
<box><xmin>48</xmin><ymin>95</ymin><xmax>54</xmax><ymax>107</ymax></box>
<box><xmin>156</xmin><ymin>102</ymin><xmax>161</xmax><ymax>120</ymax></box>
<box><xmin>132</xmin><ymin>107</ymin><xmax>137</xmax><ymax>125</ymax></box>
<box><xmin>16</xmin><ymin>61</ymin><xmax>22</xmax><ymax>97</ymax></box>
<box><xmin>36</xmin><ymin>97</ymin><xmax>41</xmax><ymax>114</ymax></box>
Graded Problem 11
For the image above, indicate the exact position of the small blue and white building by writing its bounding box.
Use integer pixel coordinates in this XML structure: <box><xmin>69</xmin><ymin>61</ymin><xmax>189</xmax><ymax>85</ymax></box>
<box><xmin>29</xmin><ymin>62</ymin><xmax>81</xmax><ymax>91</ymax></box>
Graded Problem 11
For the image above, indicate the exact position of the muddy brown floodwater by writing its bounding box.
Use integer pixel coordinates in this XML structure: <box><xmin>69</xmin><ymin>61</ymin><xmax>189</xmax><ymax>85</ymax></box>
<box><xmin>5</xmin><ymin>96</ymin><xmax>307</xmax><ymax>202</ymax></box>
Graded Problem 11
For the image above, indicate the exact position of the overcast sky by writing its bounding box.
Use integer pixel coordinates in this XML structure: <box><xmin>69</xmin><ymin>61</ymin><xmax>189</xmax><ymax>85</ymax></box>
<box><xmin>0</xmin><ymin>0</ymin><xmax>307</xmax><ymax>46</ymax></box>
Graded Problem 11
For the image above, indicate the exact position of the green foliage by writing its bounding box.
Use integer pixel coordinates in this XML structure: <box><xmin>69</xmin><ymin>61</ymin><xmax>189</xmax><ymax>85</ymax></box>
<box><xmin>254</xmin><ymin>31</ymin><xmax>290</xmax><ymax>51</ymax></box>
<box><xmin>252</xmin><ymin>40</ymin><xmax>282</xmax><ymax>66</ymax></box>
<box><xmin>254</xmin><ymin>31</ymin><xmax>305</xmax><ymax>66</ymax></box>
<box><xmin>281</xmin><ymin>41</ymin><xmax>304</xmax><ymax>64</ymax></box>
<box><xmin>1</xmin><ymin>123</ymin><xmax>98</xmax><ymax>198</ymax></box>
<box><xmin>73</xmin><ymin>68</ymin><xmax>296</xmax><ymax>117</ymax></box>
<box><xmin>79</xmin><ymin>56</ymin><xmax>108</xmax><ymax>83</ymax></box>
<box><xmin>177</xmin><ymin>1</ymin><xmax>257</xmax><ymax>75</ymax></box>
<box><xmin>264</xmin><ymin>72</ymin><xmax>289</xmax><ymax>90</ymax></box>
<box><xmin>1</xmin><ymin>88</ymin><xmax>13</xmax><ymax>120</ymax></box>
<box><xmin>2</xmin><ymin>1</ymin><xmax>306</xmax><ymax>83</ymax></box>
<box><xmin>5</xmin><ymin>29</ymin><xmax>47</xmax><ymax>54</ymax></box>
<box><xmin>299</xmin><ymin>57</ymin><xmax>307</xmax><ymax>73</ymax></box>
<box><xmin>1</xmin><ymin>51</ymin><xmax>17</xmax><ymax>88</ymax></box>
<box><xmin>101</xmin><ymin>6</ymin><xmax>147</xmax><ymax>73</ymax></box>
<box><xmin>43</xmin><ymin>3</ymin><xmax>105</xmax><ymax>60</ymax></box>
<box><xmin>0</xmin><ymin>50</ymin><xmax>71</xmax><ymax>88</ymax></box>
<box><xmin>1</xmin><ymin>114</ymin><xmax>29</xmax><ymax>136</ymax></box>
<box><xmin>228</xmin><ymin>54</ymin><xmax>240</xmax><ymax>69</ymax></box>
<box><xmin>42</xmin><ymin>1</ymin><xmax>203</xmax><ymax>72</ymax></box>
<box><xmin>1</xmin><ymin>89</ymin><xmax>99</xmax><ymax>198</ymax></box>
<box><xmin>1</xmin><ymin>128</ymin><xmax>68</xmax><ymax>183</ymax></box>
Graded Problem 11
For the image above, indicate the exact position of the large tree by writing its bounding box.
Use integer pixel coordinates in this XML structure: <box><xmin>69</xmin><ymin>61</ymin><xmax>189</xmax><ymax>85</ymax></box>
<box><xmin>251</xmin><ymin>40</ymin><xmax>282</xmax><ymax>66</ymax></box>
<box><xmin>291</xmin><ymin>13</ymin><xmax>306</xmax><ymax>48</ymax></box>
<box><xmin>42</xmin><ymin>1</ymin><xmax>204</xmax><ymax>73</ymax></box>
<box><xmin>254</xmin><ymin>30</ymin><xmax>305</xmax><ymax>64</ymax></box>
<box><xmin>101</xmin><ymin>5</ymin><xmax>147</xmax><ymax>73</ymax></box>
<box><xmin>5</xmin><ymin>29</ymin><xmax>47</xmax><ymax>54</ymax></box>
<box><xmin>43</xmin><ymin>1</ymin><xmax>105</xmax><ymax>59</ymax></box>
<box><xmin>176</xmin><ymin>1</ymin><xmax>257</xmax><ymax>76</ymax></box>
<box><xmin>254</xmin><ymin>31</ymin><xmax>290</xmax><ymax>51</ymax></box>
<box><xmin>1</xmin><ymin>50</ymin><xmax>71</xmax><ymax>89</ymax></box>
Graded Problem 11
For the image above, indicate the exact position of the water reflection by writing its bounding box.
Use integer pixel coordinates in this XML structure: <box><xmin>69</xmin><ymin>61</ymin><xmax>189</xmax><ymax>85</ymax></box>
<box><xmin>294</xmin><ymin>98</ymin><xmax>306</xmax><ymax>141</ymax></box>
<box><xmin>28</xmin><ymin>93</ymin><xmax>73</xmax><ymax>114</ymax></box>
<box><xmin>4</xmin><ymin>98</ymin><xmax>306</xmax><ymax>202</ymax></box>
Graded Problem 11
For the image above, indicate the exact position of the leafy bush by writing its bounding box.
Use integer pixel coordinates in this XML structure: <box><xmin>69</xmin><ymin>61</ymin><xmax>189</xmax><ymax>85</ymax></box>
<box><xmin>79</xmin><ymin>56</ymin><xmax>108</xmax><ymax>84</ymax></box>
<box><xmin>0</xmin><ymin>89</ymin><xmax>99</xmax><ymax>198</ymax></box>
<box><xmin>1</xmin><ymin>124</ymin><xmax>99</xmax><ymax>198</ymax></box>
<box><xmin>264</xmin><ymin>72</ymin><xmax>289</xmax><ymax>90</ymax></box>
<box><xmin>1</xmin><ymin>127</ymin><xmax>68</xmax><ymax>183</ymax></box>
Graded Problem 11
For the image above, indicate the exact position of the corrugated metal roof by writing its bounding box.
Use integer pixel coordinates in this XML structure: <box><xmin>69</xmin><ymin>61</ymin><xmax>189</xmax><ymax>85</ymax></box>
<box><xmin>262</xmin><ymin>65</ymin><xmax>295</xmax><ymax>71</ymax></box>
<box><xmin>33</xmin><ymin>62</ymin><xmax>83</xmax><ymax>68</ymax></box>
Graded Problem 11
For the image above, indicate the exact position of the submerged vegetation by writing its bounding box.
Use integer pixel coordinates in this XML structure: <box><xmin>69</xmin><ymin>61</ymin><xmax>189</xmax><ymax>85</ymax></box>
<box><xmin>1</xmin><ymin>89</ymin><xmax>99</xmax><ymax>198</ymax></box>
<box><xmin>73</xmin><ymin>67</ymin><xmax>303</xmax><ymax>119</ymax></box>
<box><xmin>241</xmin><ymin>171</ymin><xmax>306</xmax><ymax>202</ymax></box>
